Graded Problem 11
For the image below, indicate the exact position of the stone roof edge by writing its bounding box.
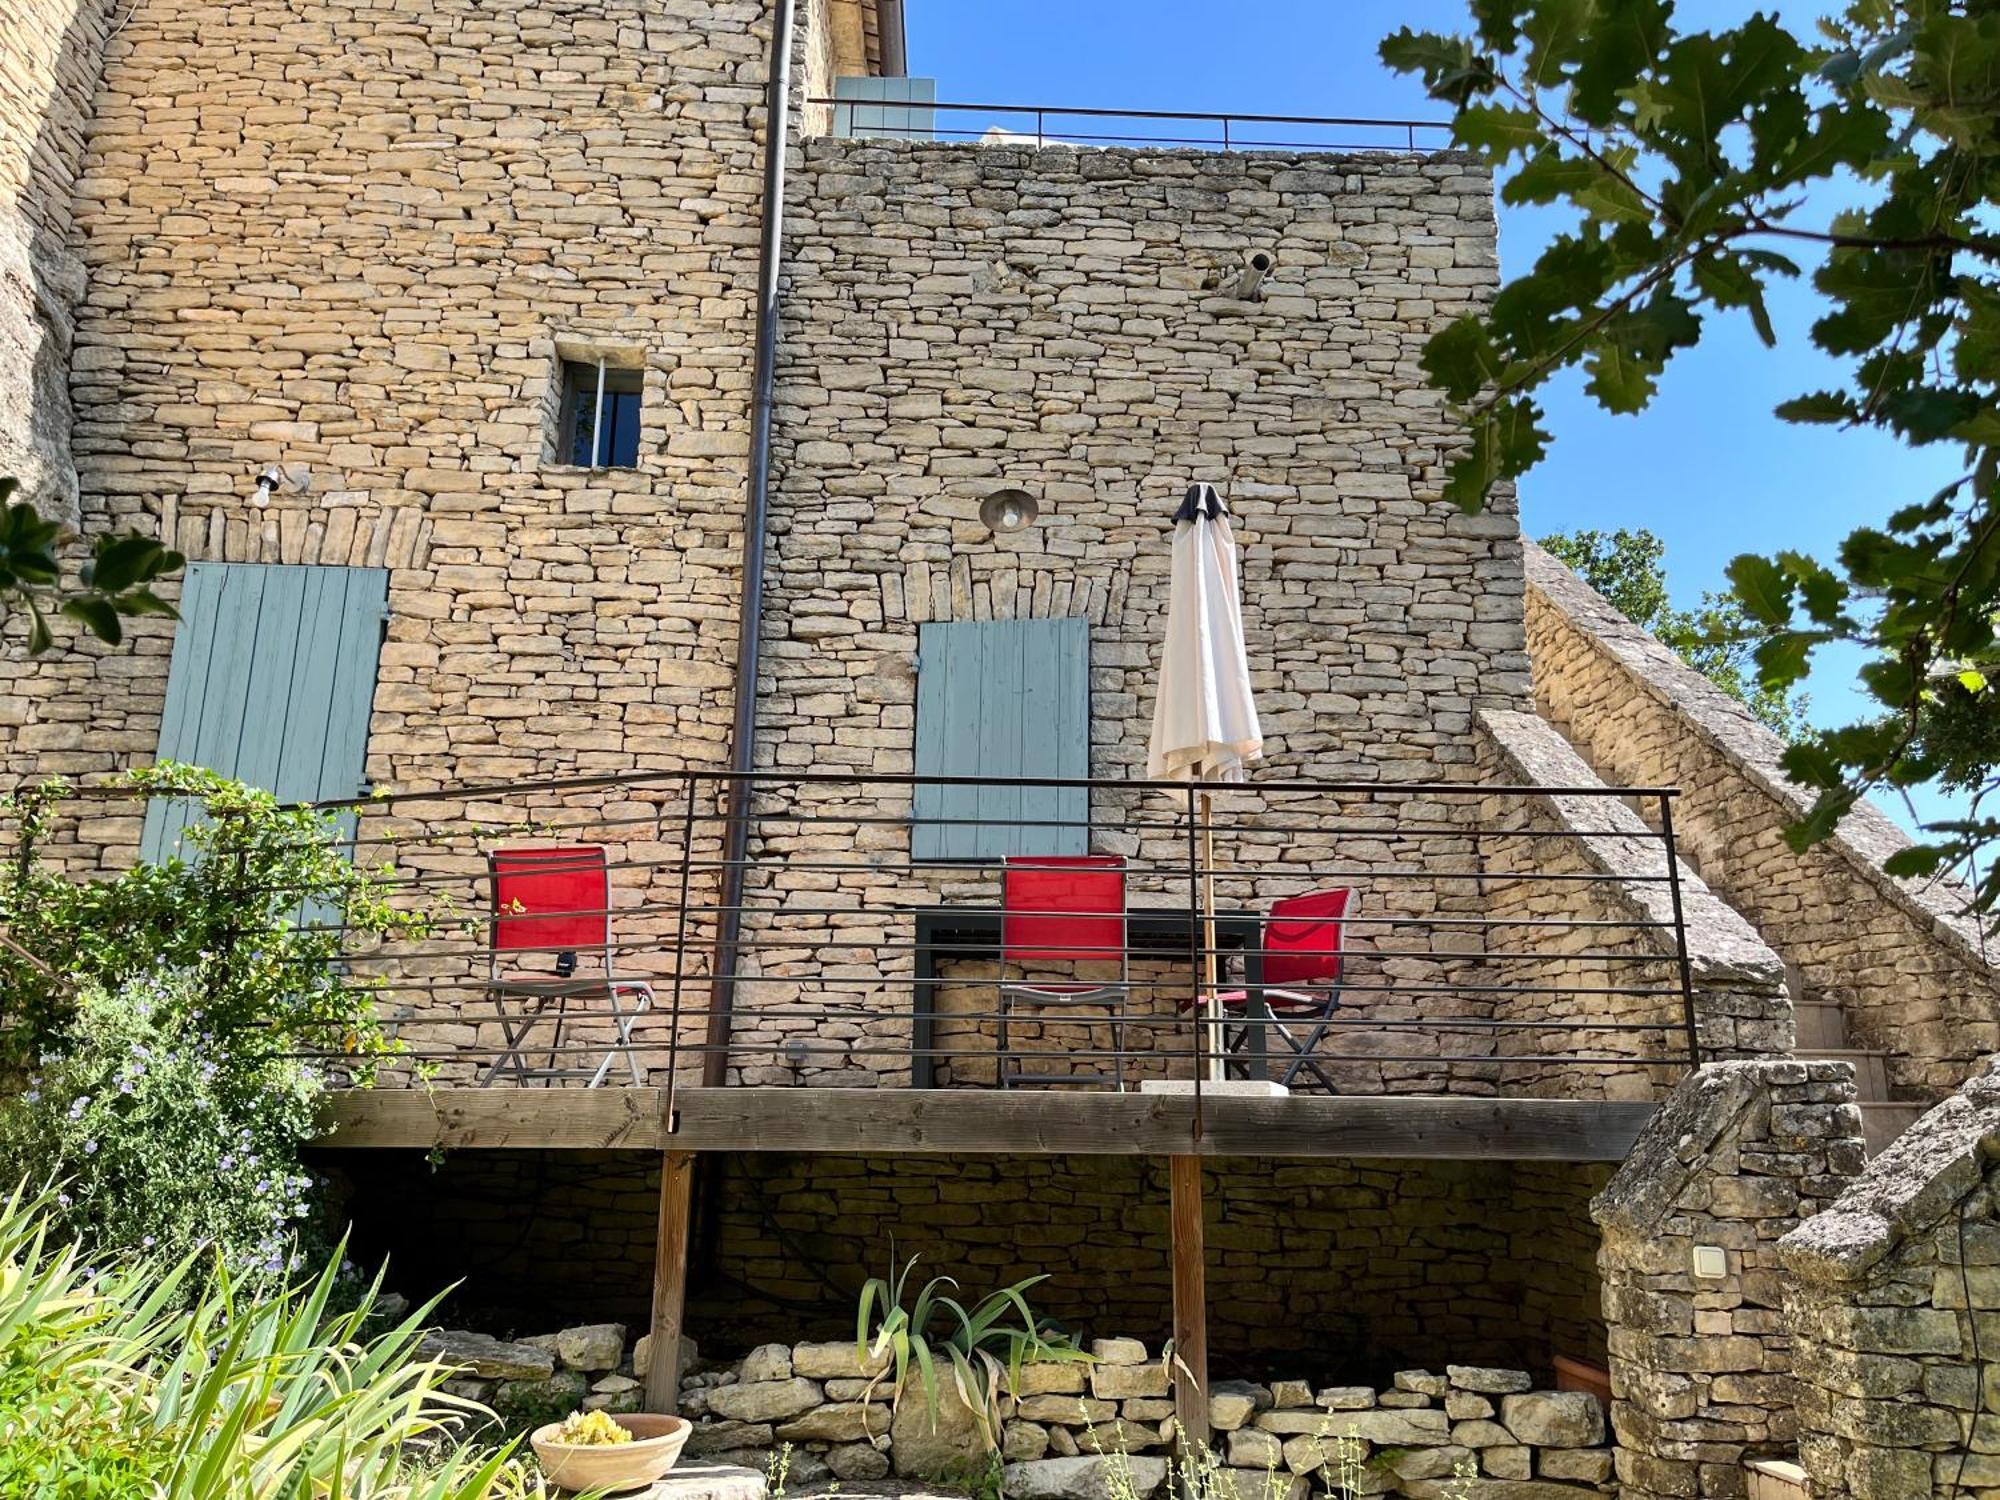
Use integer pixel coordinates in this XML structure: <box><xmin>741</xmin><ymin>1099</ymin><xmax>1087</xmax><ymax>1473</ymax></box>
<box><xmin>1524</xmin><ymin>539</ymin><xmax>1996</xmax><ymax>974</ymax></box>
<box><xmin>1780</xmin><ymin>1057</ymin><xmax>2000</xmax><ymax>1284</ymax></box>
<box><xmin>1592</xmin><ymin>1061</ymin><xmax>1773</xmax><ymax>1235</ymax></box>
<box><xmin>1476</xmin><ymin>706</ymin><xmax>1786</xmax><ymax>988</ymax></box>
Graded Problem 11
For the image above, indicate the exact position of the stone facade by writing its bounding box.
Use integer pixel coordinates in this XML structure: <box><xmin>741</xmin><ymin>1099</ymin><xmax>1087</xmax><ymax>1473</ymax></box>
<box><xmin>1527</xmin><ymin>540</ymin><xmax>2000</xmax><ymax>1103</ymax></box>
<box><xmin>1</xmin><ymin>0</ymin><xmax>107</xmax><ymax>521</ymax></box>
<box><xmin>1475</xmin><ymin>709</ymin><xmax>1793</xmax><ymax>1097</ymax></box>
<box><xmin>1593</xmin><ymin>1061</ymin><xmax>1866</xmax><ymax>1500</ymax></box>
<box><xmin>1781</xmin><ymin>1056</ymin><xmax>2000</xmax><ymax>1499</ymax></box>
<box><xmin>330</xmin><ymin>1148</ymin><xmax>1613</xmax><ymax>1378</ymax></box>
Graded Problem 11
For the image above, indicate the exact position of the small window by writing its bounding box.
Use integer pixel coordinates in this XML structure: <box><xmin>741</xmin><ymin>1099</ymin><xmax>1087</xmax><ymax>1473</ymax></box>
<box><xmin>560</xmin><ymin>359</ymin><xmax>643</xmax><ymax>468</ymax></box>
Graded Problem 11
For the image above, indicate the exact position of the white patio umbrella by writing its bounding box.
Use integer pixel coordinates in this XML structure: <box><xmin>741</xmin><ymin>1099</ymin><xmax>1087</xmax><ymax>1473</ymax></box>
<box><xmin>1147</xmin><ymin>483</ymin><xmax>1263</xmax><ymax>1081</ymax></box>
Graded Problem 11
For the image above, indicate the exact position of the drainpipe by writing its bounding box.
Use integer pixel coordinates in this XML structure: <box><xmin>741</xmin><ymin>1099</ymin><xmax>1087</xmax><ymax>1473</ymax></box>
<box><xmin>703</xmin><ymin>0</ymin><xmax>796</xmax><ymax>1089</ymax></box>
<box><xmin>878</xmin><ymin>0</ymin><xmax>908</xmax><ymax>77</ymax></box>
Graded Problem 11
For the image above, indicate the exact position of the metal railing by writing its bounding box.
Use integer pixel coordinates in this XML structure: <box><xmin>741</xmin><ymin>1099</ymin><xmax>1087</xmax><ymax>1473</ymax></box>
<box><xmin>32</xmin><ymin>768</ymin><xmax>1705</xmax><ymax>1119</ymax></box>
<box><xmin>812</xmin><ymin>98</ymin><xmax>1456</xmax><ymax>154</ymax></box>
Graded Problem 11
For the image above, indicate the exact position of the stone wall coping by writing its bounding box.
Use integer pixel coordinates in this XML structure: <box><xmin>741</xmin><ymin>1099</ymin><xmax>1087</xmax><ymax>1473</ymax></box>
<box><xmin>1476</xmin><ymin>706</ymin><xmax>1786</xmax><ymax>988</ymax></box>
<box><xmin>801</xmin><ymin>136</ymin><xmax>1485</xmax><ymax>174</ymax></box>
<box><xmin>1593</xmin><ymin>1059</ymin><xmax>1856</xmax><ymax>1236</ymax></box>
<box><xmin>1525</xmin><ymin>539</ymin><xmax>1996</xmax><ymax>974</ymax></box>
<box><xmin>1780</xmin><ymin>1054</ymin><xmax>2000</xmax><ymax>1284</ymax></box>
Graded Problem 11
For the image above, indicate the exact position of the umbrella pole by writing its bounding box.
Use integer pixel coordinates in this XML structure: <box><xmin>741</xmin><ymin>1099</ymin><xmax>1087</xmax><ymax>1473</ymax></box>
<box><xmin>1201</xmin><ymin>789</ymin><xmax>1223</xmax><ymax>1084</ymax></box>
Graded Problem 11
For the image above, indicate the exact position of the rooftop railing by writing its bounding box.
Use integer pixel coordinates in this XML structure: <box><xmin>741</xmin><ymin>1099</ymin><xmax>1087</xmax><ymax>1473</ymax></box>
<box><xmin>812</xmin><ymin>98</ymin><xmax>1457</xmax><ymax>154</ymax></box>
<box><xmin>36</xmin><ymin>768</ymin><xmax>1706</xmax><ymax>1116</ymax></box>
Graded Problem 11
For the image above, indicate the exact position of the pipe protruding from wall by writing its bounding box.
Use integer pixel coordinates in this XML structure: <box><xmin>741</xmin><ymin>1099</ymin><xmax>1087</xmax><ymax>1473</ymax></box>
<box><xmin>1234</xmin><ymin>248</ymin><xmax>1275</xmax><ymax>300</ymax></box>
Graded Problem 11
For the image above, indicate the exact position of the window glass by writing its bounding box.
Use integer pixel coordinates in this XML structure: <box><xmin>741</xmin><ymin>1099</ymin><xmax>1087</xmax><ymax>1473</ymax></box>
<box><xmin>563</xmin><ymin>361</ymin><xmax>644</xmax><ymax>468</ymax></box>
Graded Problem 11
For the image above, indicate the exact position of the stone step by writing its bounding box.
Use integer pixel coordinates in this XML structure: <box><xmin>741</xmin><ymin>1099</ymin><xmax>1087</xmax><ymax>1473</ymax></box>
<box><xmin>1746</xmin><ymin>1456</ymin><xmax>1808</xmax><ymax>1500</ymax></box>
<box><xmin>1793</xmin><ymin>1000</ymin><xmax>1848</xmax><ymax>1051</ymax></box>
<box><xmin>1858</xmin><ymin>1101</ymin><xmax>1927</xmax><ymax>1156</ymax></box>
<box><xmin>1791</xmin><ymin>1047</ymin><xmax>1892</xmax><ymax>1100</ymax></box>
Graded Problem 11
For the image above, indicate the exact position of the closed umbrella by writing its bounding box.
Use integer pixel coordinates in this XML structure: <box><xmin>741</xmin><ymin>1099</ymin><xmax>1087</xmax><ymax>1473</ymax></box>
<box><xmin>1148</xmin><ymin>483</ymin><xmax>1263</xmax><ymax>1080</ymax></box>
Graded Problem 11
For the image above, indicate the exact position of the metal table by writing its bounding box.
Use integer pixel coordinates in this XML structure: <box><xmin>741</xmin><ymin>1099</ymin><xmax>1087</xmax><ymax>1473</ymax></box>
<box><xmin>908</xmin><ymin>904</ymin><xmax>1269</xmax><ymax>1089</ymax></box>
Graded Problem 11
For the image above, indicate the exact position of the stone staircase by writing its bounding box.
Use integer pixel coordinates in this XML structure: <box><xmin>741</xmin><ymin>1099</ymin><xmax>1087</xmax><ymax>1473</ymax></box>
<box><xmin>1792</xmin><ymin>994</ymin><xmax>1924</xmax><ymax>1155</ymax></box>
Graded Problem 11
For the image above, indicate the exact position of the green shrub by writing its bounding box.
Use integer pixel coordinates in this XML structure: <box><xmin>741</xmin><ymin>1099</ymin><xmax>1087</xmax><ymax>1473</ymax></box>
<box><xmin>0</xmin><ymin>762</ymin><xmax>422</xmax><ymax>1079</ymax></box>
<box><xmin>0</xmin><ymin>970</ymin><xmax>326</xmax><ymax>1290</ymax></box>
<box><xmin>0</xmin><ymin>1184</ymin><xmax>541</xmax><ymax>1499</ymax></box>
<box><xmin>0</xmin><ymin>764</ymin><xmax>429</xmax><ymax>1292</ymax></box>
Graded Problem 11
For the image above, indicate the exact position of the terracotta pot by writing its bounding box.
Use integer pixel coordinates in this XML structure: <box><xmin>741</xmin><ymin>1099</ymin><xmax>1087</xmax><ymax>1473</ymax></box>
<box><xmin>530</xmin><ymin>1413</ymin><xmax>693</xmax><ymax>1494</ymax></box>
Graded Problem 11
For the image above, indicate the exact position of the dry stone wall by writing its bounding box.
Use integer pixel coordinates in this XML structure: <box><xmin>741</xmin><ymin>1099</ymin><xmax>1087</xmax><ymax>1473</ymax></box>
<box><xmin>1780</xmin><ymin>1056</ymin><xmax>2000</xmax><ymax>1499</ymax></box>
<box><xmin>329</xmin><ymin>1148</ymin><xmax>1616</xmax><ymax>1381</ymax></box>
<box><xmin>0</xmin><ymin>0</ymin><xmax>105</xmax><ymax>522</ymax></box>
<box><xmin>406</xmin><ymin>1319</ymin><xmax>1616</xmax><ymax>1496</ymax></box>
<box><xmin>1474</xmin><ymin>708</ymin><xmax>1793</xmax><ymax>1099</ymax></box>
<box><xmin>1526</xmin><ymin>541</ymin><xmax>2000</xmax><ymax>1102</ymax></box>
<box><xmin>0</xmin><ymin>0</ymin><xmax>810</xmax><ymax>812</ymax></box>
<box><xmin>1592</xmin><ymin>1060</ymin><xmax>1866</xmax><ymax>1500</ymax></box>
<box><xmin>729</xmin><ymin>139</ymin><xmax>1530</xmax><ymax>1086</ymax></box>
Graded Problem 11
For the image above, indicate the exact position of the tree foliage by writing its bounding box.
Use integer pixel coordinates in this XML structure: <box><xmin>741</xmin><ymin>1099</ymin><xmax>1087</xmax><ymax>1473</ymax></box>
<box><xmin>1541</xmin><ymin>526</ymin><xmax>1811</xmax><ymax>739</ymax></box>
<box><xmin>1384</xmin><ymin>1</ymin><xmax>2000</xmax><ymax>911</ymax></box>
<box><xmin>0</xmin><ymin>475</ymin><xmax>182</xmax><ymax>653</ymax></box>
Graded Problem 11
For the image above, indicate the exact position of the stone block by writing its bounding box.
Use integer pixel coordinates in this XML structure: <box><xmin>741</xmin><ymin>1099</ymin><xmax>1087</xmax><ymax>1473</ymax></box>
<box><xmin>1002</xmin><ymin>1455</ymin><xmax>1169</xmax><ymax>1500</ymax></box>
<box><xmin>1446</xmin><ymin>1365</ymin><xmax>1532</xmax><ymax>1395</ymax></box>
<box><xmin>1090</xmin><ymin>1337</ymin><xmax>1147</xmax><ymax>1365</ymax></box>
<box><xmin>739</xmin><ymin>1344</ymin><xmax>792</xmax><ymax>1382</ymax></box>
<box><xmin>1090</xmin><ymin>1361</ymin><xmax>1169</xmax><ymax>1400</ymax></box>
<box><xmin>1016</xmin><ymin>1361</ymin><xmax>1090</xmax><ymax>1396</ymax></box>
<box><xmin>774</xmin><ymin>1402</ymin><xmax>891</xmax><ymax>1443</ymax></box>
<box><xmin>1538</xmin><ymin>1447</ymin><xmax>1614</xmax><ymax>1483</ymax></box>
<box><xmin>1226</xmin><ymin>1427</ymin><xmax>1283</xmax><ymax>1469</ymax></box>
<box><xmin>416</xmin><ymin>1330</ymin><xmax>555</xmax><ymax>1382</ymax></box>
<box><xmin>826</xmin><ymin>1443</ymin><xmax>891</xmax><ymax>1480</ymax></box>
<box><xmin>704</xmin><ymin>1378</ymin><xmax>822</xmax><ymax>1424</ymax></box>
<box><xmin>554</xmin><ymin>1323</ymin><xmax>627</xmax><ymax>1373</ymax></box>
<box><xmin>1209</xmin><ymin>1380</ymin><xmax>1272</xmax><ymax>1432</ymax></box>
<box><xmin>1313</xmin><ymin>1386</ymin><xmax>1373</xmax><ymax>1410</ymax></box>
<box><xmin>791</xmin><ymin>1341</ymin><xmax>888</xmax><ymax>1380</ymax></box>
<box><xmin>1256</xmin><ymin>1409</ymin><xmax>1449</xmax><ymax>1445</ymax></box>
<box><xmin>1499</xmin><ymin>1391</ymin><xmax>1606</xmax><ymax>1448</ymax></box>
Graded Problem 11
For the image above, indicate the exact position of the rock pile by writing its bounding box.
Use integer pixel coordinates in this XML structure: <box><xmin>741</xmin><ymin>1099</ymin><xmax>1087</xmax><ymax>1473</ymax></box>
<box><xmin>416</xmin><ymin>1322</ymin><xmax>652</xmax><ymax>1433</ymax></box>
<box><xmin>676</xmin><ymin>1338</ymin><xmax>1614</xmax><ymax>1497</ymax></box>
<box><xmin>413</xmin><ymin>1325</ymin><xmax>1614</xmax><ymax>1495</ymax></box>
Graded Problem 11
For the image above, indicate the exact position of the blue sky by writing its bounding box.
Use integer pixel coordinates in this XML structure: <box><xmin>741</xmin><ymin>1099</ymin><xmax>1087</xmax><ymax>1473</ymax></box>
<box><xmin>905</xmin><ymin>1</ymin><xmax>1965</xmax><ymax>827</ymax></box>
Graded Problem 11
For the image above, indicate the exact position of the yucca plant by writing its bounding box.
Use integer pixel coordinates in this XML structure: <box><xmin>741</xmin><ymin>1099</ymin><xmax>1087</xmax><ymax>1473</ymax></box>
<box><xmin>0</xmin><ymin>1181</ymin><xmax>550</xmax><ymax>1498</ymax></box>
<box><xmin>854</xmin><ymin>1255</ymin><xmax>1089</xmax><ymax>1448</ymax></box>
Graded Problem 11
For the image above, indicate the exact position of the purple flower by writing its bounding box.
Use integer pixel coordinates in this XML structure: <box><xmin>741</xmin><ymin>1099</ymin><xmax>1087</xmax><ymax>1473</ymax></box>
<box><xmin>82</xmin><ymin>1140</ymin><xmax>97</xmax><ymax>1156</ymax></box>
<box><xmin>67</xmin><ymin>1096</ymin><xmax>89</xmax><ymax>1119</ymax></box>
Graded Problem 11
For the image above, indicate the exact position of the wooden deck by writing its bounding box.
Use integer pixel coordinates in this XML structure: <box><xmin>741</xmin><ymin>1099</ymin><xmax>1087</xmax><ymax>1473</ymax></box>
<box><xmin>319</xmin><ymin>1086</ymin><xmax>1657</xmax><ymax>1159</ymax></box>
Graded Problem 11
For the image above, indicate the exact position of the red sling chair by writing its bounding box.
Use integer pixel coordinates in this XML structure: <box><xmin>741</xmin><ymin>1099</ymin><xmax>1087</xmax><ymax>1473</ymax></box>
<box><xmin>997</xmin><ymin>854</ymin><xmax>1130</xmax><ymax>1089</ymax></box>
<box><xmin>1204</xmin><ymin>887</ymin><xmax>1354</xmax><ymax>1092</ymax></box>
<box><xmin>481</xmin><ymin>846</ymin><xmax>652</xmax><ymax>1087</ymax></box>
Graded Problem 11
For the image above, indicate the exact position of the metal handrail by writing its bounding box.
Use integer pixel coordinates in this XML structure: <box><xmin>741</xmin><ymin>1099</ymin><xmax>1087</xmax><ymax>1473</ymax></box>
<box><xmin>808</xmin><ymin>96</ymin><xmax>1456</xmax><ymax>153</ymax></box>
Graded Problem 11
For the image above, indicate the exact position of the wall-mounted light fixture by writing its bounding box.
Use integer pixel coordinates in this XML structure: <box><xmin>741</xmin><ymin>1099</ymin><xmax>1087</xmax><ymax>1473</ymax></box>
<box><xmin>979</xmin><ymin>487</ymin><xmax>1038</xmax><ymax>535</ymax></box>
<box><xmin>1692</xmin><ymin>1244</ymin><xmax>1728</xmax><ymax>1279</ymax></box>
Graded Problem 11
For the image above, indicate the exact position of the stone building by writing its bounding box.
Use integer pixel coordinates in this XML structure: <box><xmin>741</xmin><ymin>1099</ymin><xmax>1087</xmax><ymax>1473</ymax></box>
<box><xmin>6</xmin><ymin>0</ymin><xmax>2000</xmax><ymax>1493</ymax></box>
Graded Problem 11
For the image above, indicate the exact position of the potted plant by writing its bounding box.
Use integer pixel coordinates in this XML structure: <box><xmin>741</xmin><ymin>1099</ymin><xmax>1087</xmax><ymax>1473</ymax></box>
<box><xmin>531</xmin><ymin>1408</ymin><xmax>693</xmax><ymax>1494</ymax></box>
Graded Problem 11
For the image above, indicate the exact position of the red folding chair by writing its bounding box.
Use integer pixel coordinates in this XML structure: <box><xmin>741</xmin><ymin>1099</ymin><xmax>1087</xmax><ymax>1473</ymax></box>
<box><xmin>997</xmin><ymin>855</ymin><xmax>1129</xmax><ymax>1090</ymax></box>
<box><xmin>1209</xmin><ymin>888</ymin><xmax>1354</xmax><ymax>1092</ymax></box>
<box><xmin>481</xmin><ymin>846</ymin><xmax>653</xmax><ymax>1087</ymax></box>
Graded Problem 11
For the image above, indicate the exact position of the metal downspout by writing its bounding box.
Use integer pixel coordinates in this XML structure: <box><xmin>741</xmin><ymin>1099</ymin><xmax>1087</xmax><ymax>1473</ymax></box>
<box><xmin>703</xmin><ymin>0</ymin><xmax>795</xmax><ymax>1089</ymax></box>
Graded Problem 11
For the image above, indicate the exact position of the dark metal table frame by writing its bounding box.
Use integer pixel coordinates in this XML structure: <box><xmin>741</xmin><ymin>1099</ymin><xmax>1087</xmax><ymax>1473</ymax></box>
<box><xmin>909</xmin><ymin>906</ymin><xmax>1269</xmax><ymax>1090</ymax></box>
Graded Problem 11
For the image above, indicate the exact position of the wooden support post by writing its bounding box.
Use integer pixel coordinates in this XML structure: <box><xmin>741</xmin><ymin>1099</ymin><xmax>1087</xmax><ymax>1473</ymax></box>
<box><xmin>644</xmin><ymin>1150</ymin><xmax>695</xmax><ymax>1412</ymax></box>
<box><xmin>1169</xmin><ymin>1154</ymin><xmax>1210</xmax><ymax>1454</ymax></box>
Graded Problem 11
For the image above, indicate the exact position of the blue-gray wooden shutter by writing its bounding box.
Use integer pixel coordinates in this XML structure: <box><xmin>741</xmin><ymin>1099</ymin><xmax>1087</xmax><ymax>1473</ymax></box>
<box><xmin>912</xmin><ymin>617</ymin><xmax>1090</xmax><ymax>861</ymax></box>
<box><xmin>141</xmin><ymin>563</ymin><xmax>389</xmax><ymax>862</ymax></box>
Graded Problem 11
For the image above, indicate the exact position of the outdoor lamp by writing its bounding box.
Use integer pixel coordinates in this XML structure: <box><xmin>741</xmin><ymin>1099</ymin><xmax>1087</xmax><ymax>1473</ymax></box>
<box><xmin>980</xmin><ymin>487</ymin><xmax>1037</xmax><ymax>535</ymax></box>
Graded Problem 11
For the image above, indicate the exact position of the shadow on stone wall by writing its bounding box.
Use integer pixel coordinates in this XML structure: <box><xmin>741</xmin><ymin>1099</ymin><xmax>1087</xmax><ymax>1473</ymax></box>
<box><xmin>321</xmin><ymin>1146</ymin><xmax>1611</xmax><ymax>1384</ymax></box>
